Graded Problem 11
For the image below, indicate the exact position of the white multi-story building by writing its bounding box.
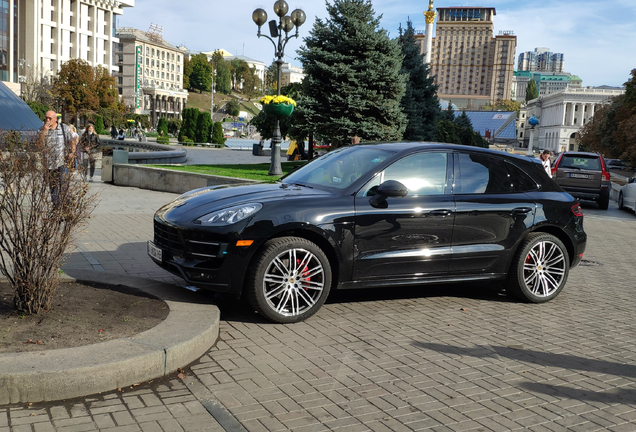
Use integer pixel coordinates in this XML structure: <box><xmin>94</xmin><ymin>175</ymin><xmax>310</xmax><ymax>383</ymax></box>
<box><xmin>1</xmin><ymin>0</ymin><xmax>134</xmax><ymax>95</ymax></box>
<box><xmin>522</xmin><ymin>87</ymin><xmax>625</xmax><ymax>152</ymax></box>
<box><xmin>280</xmin><ymin>63</ymin><xmax>304</xmax><ymax>87</ymax></box>
<box><xmin>115</xmin><ymin>26</ymin><xmax>188</xmax><ymax>124</ymax></box>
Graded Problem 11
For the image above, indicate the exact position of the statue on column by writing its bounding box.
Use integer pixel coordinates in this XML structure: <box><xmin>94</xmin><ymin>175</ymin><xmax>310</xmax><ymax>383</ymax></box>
<box><xmin>428</xmin><ymin>0</ymin><xmax>434</xmax><ymax>11</ymax></box>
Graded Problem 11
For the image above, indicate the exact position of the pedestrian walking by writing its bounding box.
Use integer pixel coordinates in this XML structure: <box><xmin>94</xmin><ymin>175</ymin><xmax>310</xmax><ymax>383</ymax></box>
<box><xmin>39</xmin><ymin>111</ymin><xmax>78</xmax><ymax>206</ymax></box>
<box><xmin>80</xmin><ymin>123</ymin><xmax>100</xmax><ymax>182</ymax></box>
<box><xmin>538</xmin><ymin>150</ymin><xmax>552</xmax><ymax>177</ymax></box>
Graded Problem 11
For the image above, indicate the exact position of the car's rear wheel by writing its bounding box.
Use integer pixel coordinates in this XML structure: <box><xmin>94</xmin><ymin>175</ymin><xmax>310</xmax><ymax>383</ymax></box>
<box><xmin>599</xmin><ymin>191</ymin><xmax>610</xmax><ymax>210</ymax></box>
<box><xmin>247</xmin><ymin>237</ymin><xmax>332</xmax><ymax>323</ymax></box>
<box><xmin>618</xmin><ymin>192</ymin><xmax>625</xmax><ymax>210</ymax></box>
<box><xmin>505</xmin><ymin>233</ymin><xmax>569</xmax><ymax>303</ymax></box>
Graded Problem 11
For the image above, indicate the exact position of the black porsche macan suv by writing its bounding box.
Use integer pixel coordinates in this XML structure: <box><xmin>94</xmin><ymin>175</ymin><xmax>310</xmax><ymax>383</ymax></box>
<box><xmin>149</xmin><ymin>143</ymin><xmax>587</xmax><ymax>323</ymax></box>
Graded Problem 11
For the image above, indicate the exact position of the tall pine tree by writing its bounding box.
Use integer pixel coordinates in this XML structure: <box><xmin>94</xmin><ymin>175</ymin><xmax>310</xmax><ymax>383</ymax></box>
<box><xmin>397</xmin><ymin>20</ymin><xmax>441</xmax><ymax>141</ymax></box>
<box><xmin>297</xmin><ymin>0</ymin><xmax>407</xmax><ymax>147</ymax></box>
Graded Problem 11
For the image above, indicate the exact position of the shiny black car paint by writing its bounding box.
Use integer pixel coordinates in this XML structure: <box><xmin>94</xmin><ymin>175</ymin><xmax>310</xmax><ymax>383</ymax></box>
<box><xmin>150</xmin><ymin>143</ymin><xmax>587</xmax><ymax>297</ymax></box>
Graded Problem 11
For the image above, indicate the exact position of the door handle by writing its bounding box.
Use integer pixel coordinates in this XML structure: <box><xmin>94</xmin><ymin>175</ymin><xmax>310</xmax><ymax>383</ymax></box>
<box><xmin>430</xmin><ymin>209</ymin><xmax>453</xmax><ymax>217</ymax></box>
<box><xmin>512</xmin><ymin>207</ymin><xmax>533</xmax><ymax>215</ymax></box>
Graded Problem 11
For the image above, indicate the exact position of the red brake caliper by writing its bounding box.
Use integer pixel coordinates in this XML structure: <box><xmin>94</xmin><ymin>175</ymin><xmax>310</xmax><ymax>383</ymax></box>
<box><xmin>296</xmin><ymin>259</ymin><xmax>310</xmax><ymax>290</ymax></box>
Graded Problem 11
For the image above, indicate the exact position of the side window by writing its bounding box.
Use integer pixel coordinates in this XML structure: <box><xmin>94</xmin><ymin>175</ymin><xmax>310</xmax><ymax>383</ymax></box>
<box><xmin>505</xmin><ymin>162</ymin><xmax>539</xmax><ymax>192</ymax></box>
<box><xmin>361</xmin><ymin>152</ymin><xmax>448</xmax><ymax>196</ymax></box>
<box><xmin>454</xmin><ymin>153</ymin><xmax>514</xmax><ymax>194</ymax></box>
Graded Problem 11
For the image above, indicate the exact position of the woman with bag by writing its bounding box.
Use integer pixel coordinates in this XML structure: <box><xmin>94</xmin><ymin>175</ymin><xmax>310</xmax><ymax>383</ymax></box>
<box><xmin>80</xmin><ymin>124</ymin><xmax>100</xmax><ymax>182</ymax></box>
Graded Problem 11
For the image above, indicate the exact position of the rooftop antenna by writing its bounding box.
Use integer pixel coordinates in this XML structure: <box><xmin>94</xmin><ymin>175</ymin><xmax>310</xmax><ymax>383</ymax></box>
<box><xmin>146</xmin><ymin>23</ymin><xmax>164</xmax><ymax>43</ymax></box>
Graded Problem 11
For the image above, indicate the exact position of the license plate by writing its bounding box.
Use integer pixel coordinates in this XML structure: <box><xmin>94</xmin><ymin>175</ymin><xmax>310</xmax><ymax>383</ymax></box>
<box><xmin>569</xmin><ymin>173</ymin><xmax>589</xmax><ymax>179</ymax></box>
<box><xmin>147</xmin><ymin>241</ymin><xmax>162</xmax><ymax>261</ymax></box>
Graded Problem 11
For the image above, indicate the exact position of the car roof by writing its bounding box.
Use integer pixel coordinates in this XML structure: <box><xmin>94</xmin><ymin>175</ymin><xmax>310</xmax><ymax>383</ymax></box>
<box><xmin>355</xmin><ymin>141</ymin><xmax>535</xmax><ymax>164</ymax></box>
<box><xmin>561</xmin><ymin>151</ymin><xmax>602</xmax><ymax>158</ymax></box>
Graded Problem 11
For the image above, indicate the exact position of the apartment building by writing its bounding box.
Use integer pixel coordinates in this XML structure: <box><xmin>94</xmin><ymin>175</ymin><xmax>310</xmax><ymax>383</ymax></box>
<box><xmin>1</xmin><ymin>0</ymin><xmax>134</xmax><ymax>94</ymax></box>
<box><xmin>115</xmin><ymin>26</ymin><xmax>188</xmax><ymax>124</ymax></box>
<box><xmin>518</xmin><ymin>47</ymin><xmax>565</xmax><ymax>73</ymax></box>
<box><xmin>416</xmin><ymin>7</ymin><xmax>517</xmax><ymax>109</ymax></box>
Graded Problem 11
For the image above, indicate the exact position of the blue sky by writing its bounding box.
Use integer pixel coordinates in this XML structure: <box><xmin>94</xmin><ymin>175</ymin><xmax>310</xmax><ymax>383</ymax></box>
<box><xmin>119</xmin><ymin>0</ymin><xmax>635</xmax><ymax>87</ymax></box>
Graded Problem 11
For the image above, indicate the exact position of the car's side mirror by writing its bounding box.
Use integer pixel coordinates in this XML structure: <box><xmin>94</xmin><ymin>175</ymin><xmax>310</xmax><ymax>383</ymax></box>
<box><xmin>630</xmin><ymin>177</ymin><xmax>636</xmax><ymax>184</ymax></box>
<box><xmin>369</xmin><ymin>180</ymin><xmax>408</xmax><ymax>207</ymax></box>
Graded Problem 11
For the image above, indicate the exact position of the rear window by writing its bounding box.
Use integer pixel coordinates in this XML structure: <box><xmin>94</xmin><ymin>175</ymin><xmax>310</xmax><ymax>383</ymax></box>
<box><xmin>560</xmin><ymin>155</ymin><xmax>601</xmax><ymax>171</ymax></box>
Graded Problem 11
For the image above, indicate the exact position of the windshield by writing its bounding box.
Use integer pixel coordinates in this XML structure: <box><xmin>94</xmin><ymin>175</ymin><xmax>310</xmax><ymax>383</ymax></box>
<box><xmin>283</xmin><ymin>146</ymin><xmax>393</xmax><ymax>189</ymax></box>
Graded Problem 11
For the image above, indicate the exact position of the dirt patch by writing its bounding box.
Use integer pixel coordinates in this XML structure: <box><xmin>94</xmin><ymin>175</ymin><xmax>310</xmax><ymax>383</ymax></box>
<box><xmin>0</xmin><ymin>281</ymin><xmax>169</xmax><ymax>353</ymax></box>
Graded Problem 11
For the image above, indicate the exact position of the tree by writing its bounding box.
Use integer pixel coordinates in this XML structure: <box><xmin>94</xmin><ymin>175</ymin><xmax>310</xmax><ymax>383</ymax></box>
<box><xmin>94</xmin><ymin>115</ymin><xmax>105</xmax><ymax>134</ymax></box>
<box><xmin>241</xmin><ymin>66</ymin><xmax>263</xmax><ymax>100</ymax></box>
<box><xmin>454</xmin><ymin>111</ymin><xmax>473</xmax><ymax>129</ymax></box>
<box><xmin>397</xmin><ymin>20</ymin><xmax>441</xmax><ymax>141</ymax></box>
<box><xmin>526</xmin><ymin>79</ymin><xmax>538</xmax><ymax>102</ymax></box>
<box><xmin>21</xmin><ymin>64</ymin><xmax>54</xmax><ymax>106</ymax></box>
<box><xmin>483</xmin><ymin>99</ymin><xmax>521</xmax><ymax>113</ymax></box>
<box><xmin>264</xmin><ymin>62</ymin><xmax>279</xmax><ymax>94</ymax></box>
<box><xmin>52</xmin><ymin>59</ymin><xmax>100</xmax><ymax>120</ymax></box>
<box><xmin>178</xmin><ymin>107</ymin><xmax>199</xmax><ymax>141</ymax></box>
<box><xmin>167</xmin><ymin>119</ymin><xmax>181</xmax><ymax>136</ymax></box>
<box><xmin>27</xmin><ymin>101</ymin><xmax>51</xmax><ymax>120</ymax></box>
<box><xmin>195</xmin><ymin>111</ymin><xmax>213</xmax><ymax>143</ymax></box>
<box><xmin>578</xmin><ymin>69</ymin><xmax>636</xmax><ymax>164</ymax></box>
<box><xmin>0</xmin><ymin>131</ymin><xmax>96</xmax><ymax>314</ymax></box>
<box><xmin>188</xmin><ymin>54</ymin><xmax>213</xmax><ymax>93</ymax></box>
<box><xmin>226</xmin><ymin>99</ymin><xmax>240</xmax><ymax>117</ymax></box>
<box><xmin>297</xmin><ymin>0</ymin><xmax>407</xmax><ymax>147</ymax></box>
<box><xmin>51</xmin><ymin>59</ymin><xmax>122</xmax><ymax>122</ymax></box>
<box><xmin>211</xmin><ymin>121</ymin><xmax>226</xmax><ymax>145</ymax></box>
<box><xmin>182</xmin><ymin>56</ymin><xmax>191</xmax><ymax>90</ymax></box>
<box><xmin>214</xmin><ymin>58</ymin><xmax>232</xmax><ymax>95</ymax></box>
<box><xmin>157</xmin><ymin>117</ymin><xmax>169</xmax><ymax>137</ymax></box>
<box><xmin>441</xmin><ymin>103</ymin><xmax>455</xmax><ymax>122</ymax></box>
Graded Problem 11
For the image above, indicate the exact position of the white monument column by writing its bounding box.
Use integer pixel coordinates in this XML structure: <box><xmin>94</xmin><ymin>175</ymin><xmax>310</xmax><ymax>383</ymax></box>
<box><xmin>423</xmin><ymin>0</ymin><xmax>437</xmax><ymax>64</ymax></box>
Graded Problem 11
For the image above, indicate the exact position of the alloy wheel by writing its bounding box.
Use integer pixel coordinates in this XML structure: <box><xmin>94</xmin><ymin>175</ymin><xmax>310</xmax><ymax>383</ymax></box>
<box><xmin>523</xmin><ymin>240</ymin><xmax>566</xmax><ymax>297</ymax></box>
<box><xmin>262</xmin><ymin>247</ymin><xmax>326</xmax><ymax>317</ymax></box>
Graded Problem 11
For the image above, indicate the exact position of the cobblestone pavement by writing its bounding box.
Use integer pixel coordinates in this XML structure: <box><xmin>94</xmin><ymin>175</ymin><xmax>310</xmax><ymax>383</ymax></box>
<box><xmin>2</xmin><ymin>179</ymin><xmax>636</xmax><ymax>431</ymax></box>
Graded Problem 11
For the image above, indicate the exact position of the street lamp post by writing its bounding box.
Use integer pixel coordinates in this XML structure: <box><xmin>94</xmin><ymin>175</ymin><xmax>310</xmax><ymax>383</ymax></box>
<box><xmin>253</xmin><ymin>1</ymin><xmax>306</xmax><ymax>175</ymax></box>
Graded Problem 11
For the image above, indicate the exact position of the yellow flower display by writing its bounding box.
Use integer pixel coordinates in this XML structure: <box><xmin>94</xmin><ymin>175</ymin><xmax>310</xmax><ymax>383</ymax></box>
<box><xmin>259</xmin><ymin>95</ymin><xmax>297</xmax><ymax>106</ymax></box>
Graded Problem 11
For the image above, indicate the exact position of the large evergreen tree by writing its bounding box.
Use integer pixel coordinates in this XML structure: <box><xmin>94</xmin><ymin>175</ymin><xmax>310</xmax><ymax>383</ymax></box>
<box><xmin>195</xmin><ymin>111</ymin><xmax>213</xmax><ymax>143</ymax></box>
<box><xmin>188</xmin><ymin>54</ymin><xmax>213</xmax><ymax>93</ymax></box>
<box><xmin>397</xmin><ymin>20</ymin><xmax>441</xmax><ymax>141</ymax></box>
<box><xmin>297</xmin><ymin>0</ymin><xmax>407</xmax><ymax>147</ymax></box>
<box><xmin>178</xmin><ymin>107</ymin><xmax>199</xmax><ymax>141</ymax></box>
<box><xmin>525</xmin><ymin>79</ymin><xmax>538</xmax><ymax>102</ymax></box>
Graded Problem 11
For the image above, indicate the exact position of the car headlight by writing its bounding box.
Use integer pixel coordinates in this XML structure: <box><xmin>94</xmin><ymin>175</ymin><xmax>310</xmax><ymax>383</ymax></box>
<box><xmin>195</xmin><ymin>203</ymin><xmax>263</xmax><ymax>226</ymax></box>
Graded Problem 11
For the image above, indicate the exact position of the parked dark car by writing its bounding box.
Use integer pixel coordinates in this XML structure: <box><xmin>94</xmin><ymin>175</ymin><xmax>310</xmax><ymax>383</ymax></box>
<box><xmin>149</xmin><ymin>143</ymin><xmax>587</xmax><ymax>323</ymax></box>
<box><xmin>551</xmin><ymin>151</ymin><xmax>611</xmax><ymax>209</ymax></box>
<box><xmin>605</xmin><ymin>158</ymin><xmax>631</xmax><ymax>170</ymax></box>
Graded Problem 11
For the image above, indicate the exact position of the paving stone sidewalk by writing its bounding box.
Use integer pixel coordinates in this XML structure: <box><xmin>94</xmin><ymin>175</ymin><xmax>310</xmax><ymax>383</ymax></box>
<box><xmin>2</xmin><ymin>177</ymin><xmax>636</xmax><ymax>431</ymax></box>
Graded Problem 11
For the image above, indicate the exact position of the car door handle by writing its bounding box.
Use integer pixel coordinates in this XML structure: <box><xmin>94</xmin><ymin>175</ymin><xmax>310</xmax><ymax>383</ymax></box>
<box><xmin>512</xmin><ymin>207</ymin><xmax>533</xmax><ymax>215</ymax></box>
<box><xmin>430</xmin><ymin>209</ymin><xmax>453</xmax><ymax>217</ymax></box>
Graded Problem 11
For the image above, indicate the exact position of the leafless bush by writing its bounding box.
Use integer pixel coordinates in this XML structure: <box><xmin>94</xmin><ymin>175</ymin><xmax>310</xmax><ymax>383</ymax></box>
<box><xmin>0</xmin><ymin>130</ymin><xmax>97</xmax><ymax>314</ymax></box>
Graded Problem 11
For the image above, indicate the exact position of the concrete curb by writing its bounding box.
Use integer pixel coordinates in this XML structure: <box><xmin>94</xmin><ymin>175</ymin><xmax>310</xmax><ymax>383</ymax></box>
<box><xmin>0</xmin><ymin>272</ymin><xmax>219</xmax><ymax>404</ymax></box>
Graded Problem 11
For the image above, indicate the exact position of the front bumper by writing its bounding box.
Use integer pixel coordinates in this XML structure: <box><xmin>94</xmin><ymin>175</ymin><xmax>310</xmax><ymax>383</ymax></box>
<box><xmin>148</xmin><ymin>220</ymin><xmax>252</xmax><ymax>294</ymax></box>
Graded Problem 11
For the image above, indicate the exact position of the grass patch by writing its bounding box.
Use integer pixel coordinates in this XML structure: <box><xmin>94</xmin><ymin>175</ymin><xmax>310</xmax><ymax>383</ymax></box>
<box><xmin>144</xmin><ymin>161</ymin><xmax>307</xmax><ymax>182</ymax></box>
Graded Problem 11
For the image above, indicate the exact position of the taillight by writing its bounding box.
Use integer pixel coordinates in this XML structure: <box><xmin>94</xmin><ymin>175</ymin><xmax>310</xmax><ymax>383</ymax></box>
<box><xmin>600</xmin><ymin>158</ymin><xmax>611</xmax><ymax>181</ymax></box>
<box><xmin>571</xmin><ymin>203</ymin><xmax>583</xmax><ymax>217</ymax></box>
<box><xmin>552</xmin><ymin>153</ymin><xmax>563</xmax><ymax>176</ymax></box>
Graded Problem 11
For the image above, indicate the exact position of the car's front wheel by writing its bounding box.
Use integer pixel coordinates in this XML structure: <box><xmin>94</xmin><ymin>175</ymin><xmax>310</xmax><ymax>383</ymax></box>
<box><xmin>618</xmin><ymin>192</ymin><xmax>625</xmax><ymax>210</ymax></box>
<box><xmin>247</xmin><ymin>237</ymin><xmax>332</xmax><ymax>323</ymax></box>
<box><xmin>505</xmin><ymin>233</ymin><xmax>569</xmax><ymax>303</ymax></box>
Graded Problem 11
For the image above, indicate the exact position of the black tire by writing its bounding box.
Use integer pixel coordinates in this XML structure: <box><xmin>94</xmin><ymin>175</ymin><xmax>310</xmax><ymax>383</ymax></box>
<box><xmin>618</xmin><ymin>192</ymin><xmax>625</xmax><ymax>210</ymax></box>
<box><xmin>246</xmin><ymin>237</ymin><xmax>332</xmax><ymax>323</ymax></box>
<box><xmin>505</xmin><ymin>233</ymin><xmax>570</xmax><ymax>303</ymax></box>
<box><xmin>599</xmin><ymin>191</ymin><xmax>610</xmax><ymax>210</ymax></box>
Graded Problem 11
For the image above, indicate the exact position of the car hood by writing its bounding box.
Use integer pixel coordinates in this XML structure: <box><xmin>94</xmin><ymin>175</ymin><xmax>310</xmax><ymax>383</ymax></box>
<box><xmin>156</xmin><ymin>182</ymin><xmax>331</xmax><ymax>220</ymax></box>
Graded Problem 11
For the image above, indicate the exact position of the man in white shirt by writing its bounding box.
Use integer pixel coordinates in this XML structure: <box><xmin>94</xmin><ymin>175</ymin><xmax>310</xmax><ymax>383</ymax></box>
<box><xmin>538</xmin><ymin>150</ymin><xmax>552</xmax><ymax>178</ymax></box>
<box><xmin>40</xmin><ymin>111</ymin><xmax>78</xmax><ymax>206</ymax></box>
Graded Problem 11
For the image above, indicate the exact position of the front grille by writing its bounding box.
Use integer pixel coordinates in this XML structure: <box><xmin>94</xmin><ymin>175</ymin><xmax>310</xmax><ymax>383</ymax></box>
<box><xmin>154</xmin><ymin>220</ymin><xmax>184</xmax><ymax>254</ymax></box>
